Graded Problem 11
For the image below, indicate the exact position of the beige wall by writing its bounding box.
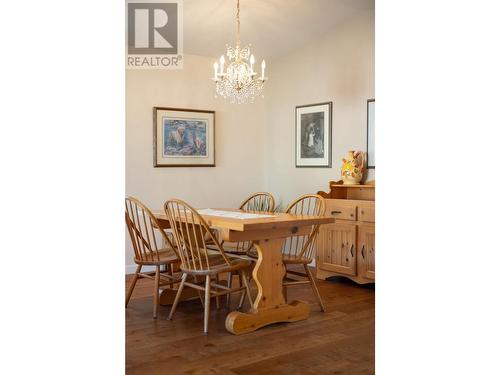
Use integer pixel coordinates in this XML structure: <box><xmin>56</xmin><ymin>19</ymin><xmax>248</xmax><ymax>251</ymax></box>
<box><xmin>264</xmin><ymin>10</ymin><xmax>375</xmax><ymax>205</ymax></box>
<box><xmin>125</xmin><ymin>10</ymin><xmax>374</xmax><ymax>272</ymax></box>
<box><xmin>126</xmin><ymin>54</ymin><xmax>267</xmax><ymax>271</ymax></box>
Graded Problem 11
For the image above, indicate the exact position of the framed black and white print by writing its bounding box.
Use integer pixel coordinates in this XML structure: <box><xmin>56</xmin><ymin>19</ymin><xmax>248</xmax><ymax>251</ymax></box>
<box><xmin>366</xmin><ymin>99</ymin><xmax>375</xmax><ymax>169</ymax></box>
<box><xmin>295</xmin><ymin>102</ymin><xmax>332</xmax><ymax>168</ymax></box>
<box><xmin>153</xmin><ymin>107</ymin><xmax>215</xmax><ymax>167</ymax></box>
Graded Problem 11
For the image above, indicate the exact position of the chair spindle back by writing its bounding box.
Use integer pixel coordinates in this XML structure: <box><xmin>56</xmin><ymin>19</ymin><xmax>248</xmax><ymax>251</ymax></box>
<box><xmin>234</xmin><ymin>192</ymin><xmax>276</xmax><ymax>253</ymax></box>
<box><xmin>282</xmin><ymin>194</ymin><xmax>326</xmax><ymax>261</ymax></box>
<box><xmin>240</xmin><ymin>192</ymin><xmax>275</xmax><ymax>212</ymax></box>
<box><xmin>164</xmin><ymin>199</ymin><xmax>230</xmax><ymax>272</ymax></box>
<box><xmin>125</xmin><ymin>197</ymin><xmax>176</xmax><ymax>263</ymax></box>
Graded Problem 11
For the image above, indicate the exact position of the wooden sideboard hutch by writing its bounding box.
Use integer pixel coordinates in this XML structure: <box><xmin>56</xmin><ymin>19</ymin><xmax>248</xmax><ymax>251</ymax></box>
<box><xmin>316</xmin><ymin>181</ymin><xmax>375</xmax><ymax>284</ymax></box>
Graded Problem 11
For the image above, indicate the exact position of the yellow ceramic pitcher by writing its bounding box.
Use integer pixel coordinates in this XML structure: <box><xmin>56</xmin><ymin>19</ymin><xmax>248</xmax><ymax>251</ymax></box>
<box><xmin>341</xmin><ymin>151</ymin><xmax>366</xmax><ymax>185</ymax></box>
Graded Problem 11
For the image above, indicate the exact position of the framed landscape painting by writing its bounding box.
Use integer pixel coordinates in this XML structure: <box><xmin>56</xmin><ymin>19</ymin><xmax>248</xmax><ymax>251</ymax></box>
<box><xmin>295</xmin><ymin>102</ymin><xmax>332</xmax><ymax>167</ymax></box>
<box><xmin>153</xmin><ymin>107</ymin><xmax>215</xmax><ymax>167</ymax></box>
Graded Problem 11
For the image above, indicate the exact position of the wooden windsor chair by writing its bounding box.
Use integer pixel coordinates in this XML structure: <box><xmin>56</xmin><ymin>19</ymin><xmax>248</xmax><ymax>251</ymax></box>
<box><xmin>125</xmin><ymin>197</ymin><xmax>181</xmax><ymax>318</ymax></box>
<box><xmin>222</xmin><ymin>192</ymin><xmax>276</xmax><ymax>256</ymax></box>
<box><xmin>164</xmin><ymin>199</ymin><xmax>254</xmax><ymax>334</ymax></box>
<box><xmin>281</xmin><ymin>194</ymin><xmax>327</xmax><ymax>312</ymax></box>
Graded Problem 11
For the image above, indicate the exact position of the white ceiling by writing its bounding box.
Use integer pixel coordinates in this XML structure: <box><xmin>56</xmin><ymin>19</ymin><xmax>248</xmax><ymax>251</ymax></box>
<box><xmin>183</xmin><ymin>0</ymin><xmax>374</xmax><ymax>61</ymax></box>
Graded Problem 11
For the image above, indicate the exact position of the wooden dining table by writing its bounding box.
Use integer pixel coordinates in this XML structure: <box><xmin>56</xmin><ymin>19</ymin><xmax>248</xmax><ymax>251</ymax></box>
<box><xmin>153</xmin><ymin>208</ymin><xmax>335</xmax><ymax>335</ymax></box>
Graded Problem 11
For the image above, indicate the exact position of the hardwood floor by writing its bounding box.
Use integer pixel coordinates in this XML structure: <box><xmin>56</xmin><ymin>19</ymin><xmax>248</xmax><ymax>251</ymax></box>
<box><xmin>126</xmin><ymin>270</ymin><xmax>374</xmax><ymax>374</ymax></box>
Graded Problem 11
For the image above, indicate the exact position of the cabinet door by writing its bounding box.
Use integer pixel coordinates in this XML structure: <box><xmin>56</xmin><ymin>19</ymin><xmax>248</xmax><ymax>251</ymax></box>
<box><xmin>317</xmin><ymin>223</ymin><xmax>357</xmax><ymax>276</ymax></box>
<box><xmin>358</xmin><ymin>224</ymin><xmax>375</xmax><ymax>280</ymax></box>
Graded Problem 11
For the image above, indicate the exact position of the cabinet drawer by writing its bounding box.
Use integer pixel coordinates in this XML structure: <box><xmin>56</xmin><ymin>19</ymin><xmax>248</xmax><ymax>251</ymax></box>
<box><xmin>325</xmin><ymin>200</ymin><xmax>356</xmax><ymax>221</ymax></box>
<box><xmin>358</xmin><ymin>205</ymin><xmax>375</xmax><ymax>222</ymax></box>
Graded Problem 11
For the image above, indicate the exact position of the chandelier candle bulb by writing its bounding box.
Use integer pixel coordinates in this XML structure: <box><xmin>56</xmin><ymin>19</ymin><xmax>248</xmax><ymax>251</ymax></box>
<box><xmin>250</xmin><ymin>54</ymin><xmax>255</xmax><ymax>73</ymax></box>
<box><xmin>219</xmin><ymin>55</ymin><xmax>225</xmax><ymax>74</ymax></box>
<box><xmin>261</xmin><ymin>60</ymin><xmax>266</xmax><ymax>80</ymax></box>
<box><xmin>213</xmin><ymin>62</ymin><xmax>218</xmax><ymax>80</ymax></box>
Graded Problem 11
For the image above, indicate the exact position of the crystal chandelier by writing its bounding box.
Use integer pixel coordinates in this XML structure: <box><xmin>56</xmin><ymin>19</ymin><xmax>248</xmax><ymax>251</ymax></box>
<box><xmin>212</xmin><ymin>0</ymin><xmax>267</xmax><ymax>104</ymax></box>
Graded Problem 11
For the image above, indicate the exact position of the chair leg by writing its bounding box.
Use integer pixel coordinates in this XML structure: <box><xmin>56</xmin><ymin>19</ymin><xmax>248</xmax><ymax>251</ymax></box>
<box><xmin>240</xmin><ymin>270</ymin><xmax>253</xmax><ymax>307</ymax></box>
<box><xmin>236</xmin><ymin>271</ymin><xmax>247</xmax><ymax>310</ymax></box>
<box><xmin>204</xmin><ymin>275</ymin><xmax>211</xmax><ymax>335</ymax></box>
<box><xmin>126</xmin><ymin>265</ymin><xmax>142</xmax><ymax>307</ymax></box>
<box><xmin>194</xmin><ymin>275</ymin><xmax>204</xmax><ymax>308</ymax></box>
<box><xmin>215</xmin><ymin>274</ymin><xmax>220</xmax><ymax>309</ymax></box>
<box><xmin>226</xmin><ymin>272</ymin><xmax>233</xmax><ymax>307</ymax></box>
<box><xmin>237</xmin><ymin>273</ymin><xmax>252</xmax><ymax>310</ymax></box>
<box><xmin>237</xmin><ymin>289</ymin><xmax>246</xmax><ymax>311</ymax></box>
<box><xmin>168</xmin><ymin>273</ymin><xmax>187</xmax><ymax>320</ymax></box>
<box><xmin>304</xmin><ymin>264</ymin><xmax>326</xmax><ymax>312</ymax></box>
<box><xmin>153</xmin><ymin>265</ymin><xmax>160</xmax><ymax>319</ymax></box>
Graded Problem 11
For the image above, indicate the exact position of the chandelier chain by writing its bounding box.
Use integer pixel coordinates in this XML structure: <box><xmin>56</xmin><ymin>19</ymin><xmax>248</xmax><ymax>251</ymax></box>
<box><xmin>236</xmin><ymin>0</ymin><xmax>240</xmax><ymax>46</ymax></box>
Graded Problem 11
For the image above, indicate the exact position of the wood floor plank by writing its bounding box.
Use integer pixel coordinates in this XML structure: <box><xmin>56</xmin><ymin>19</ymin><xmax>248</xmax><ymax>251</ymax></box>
<box><xmin>126</xmin><ymin>272</ymin><xmax>374</xmax><ymax>374</ymax></box>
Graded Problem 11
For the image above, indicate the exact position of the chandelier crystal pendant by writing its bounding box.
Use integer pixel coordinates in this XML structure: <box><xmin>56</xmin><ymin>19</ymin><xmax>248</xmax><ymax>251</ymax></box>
<box><xmin>212</xmin><ymin>0</ymin><xmax>267</xmax><ymax>104</ymax></box>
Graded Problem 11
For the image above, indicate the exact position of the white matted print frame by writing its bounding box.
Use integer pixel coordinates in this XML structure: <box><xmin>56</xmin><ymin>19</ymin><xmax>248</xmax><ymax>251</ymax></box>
<box><xmin>295</xmin><ymin>102</ymin><xmax>332</xmax><ymax>168</ymax></box>
<box><xmin>153</xmin><ymin>107</ymin><xmax>215</xmax><ymax>167</ymax></box>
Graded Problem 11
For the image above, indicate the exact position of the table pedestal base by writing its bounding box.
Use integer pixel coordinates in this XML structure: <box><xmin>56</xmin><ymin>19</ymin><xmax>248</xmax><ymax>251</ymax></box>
<box><xmin>225</xmin><ymin>300</ymin><xmax>310</xmax><ymax>335</ymax></box>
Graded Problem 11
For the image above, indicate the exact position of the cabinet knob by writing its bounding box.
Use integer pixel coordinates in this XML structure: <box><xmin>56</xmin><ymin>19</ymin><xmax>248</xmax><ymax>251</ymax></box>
<box><xmin>361</xmin><ymin>245</ymin><xmax>366</xmax><ymax>259</ymax></box>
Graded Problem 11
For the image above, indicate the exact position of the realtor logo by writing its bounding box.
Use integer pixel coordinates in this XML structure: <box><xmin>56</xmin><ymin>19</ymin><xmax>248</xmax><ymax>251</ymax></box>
<box><xmin>126</xmin><ymin>0</ymin><xmax>183</xmax><ymax>69</ymax></box>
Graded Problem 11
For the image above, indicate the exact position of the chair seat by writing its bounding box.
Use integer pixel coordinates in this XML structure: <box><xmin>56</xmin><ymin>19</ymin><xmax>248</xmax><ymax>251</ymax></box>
<box><xmin>245</xmin><ymin>246</ymin><xmax>258</xmax><ymax>259</ymax></box>
<box><xmin>181</xmin><ymin>254</ymin><xmax>252</xmax><ymax>275</ymax></box>
<box><xmin>224</xmin><ymin>252</ymin><xmax>256</xmax><ymax>262</ymax></box>
<box><xmin>247</xmin><ymin>249</ymin><xmax>310</xmax><ymax>265</ymax></box>
<box><xmin>282</xmin><ymin>254</ymin><xmax>312</xmax><ymax>265</ymax></box>
<box><xmin>222</xmin><ymin>242</ymin><xmax>253</xmax><ymax>256</ymax></box>
<box><xmin>134</xmin><ymin>248</ymin><xmax>179</xmax><ymax>266</ymax></box>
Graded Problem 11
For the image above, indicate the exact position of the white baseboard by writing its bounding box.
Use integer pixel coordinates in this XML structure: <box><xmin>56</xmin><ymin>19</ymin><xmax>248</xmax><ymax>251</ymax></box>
<box><xmin>125</xmin><ymin>264</ymin><xmax>157</xmax><ymax>275</ymax></box>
